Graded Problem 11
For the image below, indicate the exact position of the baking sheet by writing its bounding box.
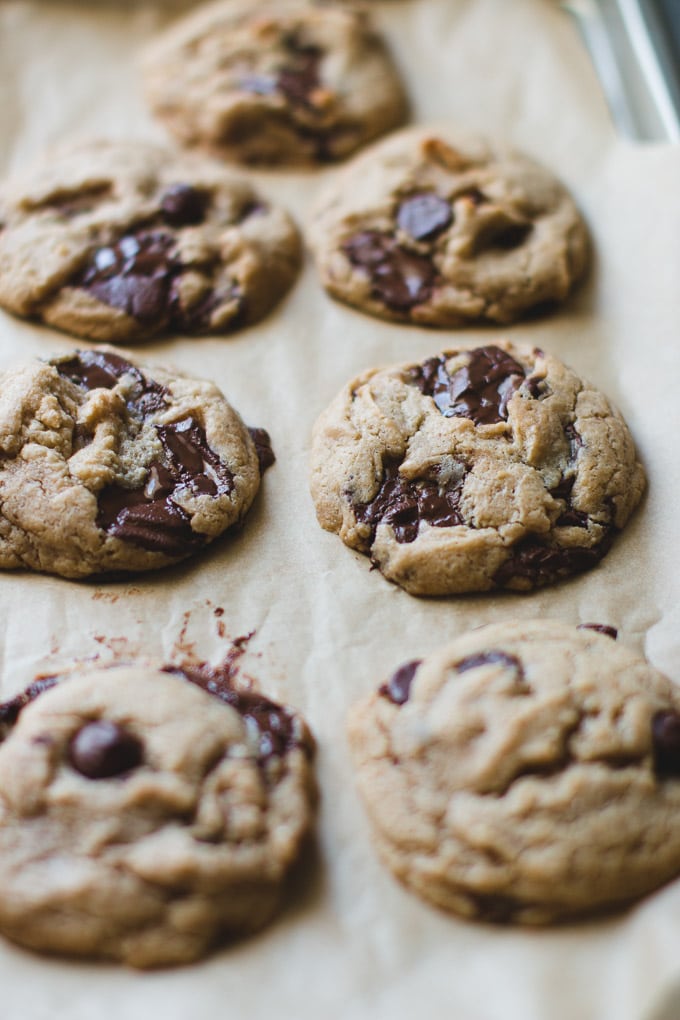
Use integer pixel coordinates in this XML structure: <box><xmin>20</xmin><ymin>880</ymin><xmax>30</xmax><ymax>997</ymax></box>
<box><xmin>1</xmin><ymin>1</ymin><xmax>680</xmax><ymax>1017</ymax></box>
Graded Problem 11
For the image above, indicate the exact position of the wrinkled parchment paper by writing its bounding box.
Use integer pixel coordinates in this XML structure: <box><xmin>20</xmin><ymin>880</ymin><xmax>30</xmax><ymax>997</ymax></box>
<box><xmin>1</xmin><ymin>1</ymin><xmax>680</xmax><ymax>1017</ymax></box>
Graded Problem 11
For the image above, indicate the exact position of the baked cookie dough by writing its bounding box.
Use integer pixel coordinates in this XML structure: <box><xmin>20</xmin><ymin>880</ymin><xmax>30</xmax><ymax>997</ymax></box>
<box><xmin>0</xmin><ymin>660</ymin><xmax>315</xmax><ymax>966</ymax></box>
<box><xmin>348</xmin><ymin>620</ymin><xmax>680</xmax><ymax>924</ymax></box>
<box><xmin>0</xmin><ymin>348</ymin><xmax>272</xmax><ymax>577</ymax></box>
<box><xmin>309</xmin><ymin>126</ymin><xmax>589</xmax><ymax>325</ymax></box>
<box><xmin>310</xmin><ymin>342</ymin><xmax>644</xmax><ymax>595</ymax></box>
<box><xmin>142</xmin><ymin>0</ymin><xmax>408</xmax><ymax>165</ymax></box>
<box><xmin>0</xmin><ymin>139</ymin><xmax>301</xmax><ymax>342</ymax></box>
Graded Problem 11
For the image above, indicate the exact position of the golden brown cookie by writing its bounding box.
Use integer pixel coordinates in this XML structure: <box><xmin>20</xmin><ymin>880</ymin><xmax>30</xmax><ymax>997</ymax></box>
<box><xmin>310</xmin><ymin>342</ymin><xmax>644</xmax><ymax>595</ymax></box>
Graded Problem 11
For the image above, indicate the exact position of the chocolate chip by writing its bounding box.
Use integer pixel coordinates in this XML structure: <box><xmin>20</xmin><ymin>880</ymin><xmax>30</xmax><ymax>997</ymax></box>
<box><xmin>75</xmin><ymin>229</ymin><xmax>178</xmax><ymax>329</ymax></box>
<box><xmin>160</xmin><ymin>184</ymin><xmax>209</xmax><ymax>227</ymax></box>
<box><xmin>354</xmin><ymin>457</ymin><xmax>465</xmax><ymax>545</ymax></box>
<box><xmin>277</xmin><ymin>36</ymin><xmax>323</xmax><ymax>106</ymax></box>
<box><xmin>652</xmin><ymin>710</ymin><xmax>680</xmax><ymax>776</ymax></box>
<box><xmin>577</xmin><ymin>623</ymin><xmax>618</xmax><ymax>639</ymax></box>
<box><xmin>247</xmin><ymin>427</ymin><xmax>276</xmax><ymax>473</ymax></box>
<box><xmin>97</xmin><ymin>417</ymin><xmax>234</xmax><ymax>555</ymax></box>
<box><xmin>550</xmin><ymin>475</ymin><xmax>575</xmax><ymax>502</ymax></box>
<box><xmin>524</xmin><ymin>375</ymin><xmax>550</xmax><ymax>400</ymax></box>
<box><xmin>455</xmin><ymin>650</ymin><xmax>522</xmax><ymax>673</ymax></box>
<box><xmin>379</xmin><ymin>660</ymin><xmax>422</xmax><ymax>705</ymax></box>
<box><xmin>556</xmin><ymin>509</ymin><xmax>589</xmax><ymax>528</ymax></box>
<box><xmin>165</xmin><ymin>662</ymin><xmax>312</xmax><ymax>764</ymax></box>
<box><xmin>54</xmin><ymin>350</ymin><xmax>168</xmax><ymax>416</ymax></box>
<box><xmin>343</xmin><ymin>231</ymin><xmax>436</xmax><ymax>311</ymax></box>
<box><xmin>408</xmin><ymin>346</ymin><xmax>526</xmax><ymax>425</ymax></box>
<box><xmin>68</xmin><ymin>720</ymin><xmax>143</xmax><ymax>779</ymax></box>
<box><xmin>397</xmin><ymin>193</ymin><xmax>452</xmax><ymax>242</ymax></box>
<box><xmin>493</xmin><ymin>530</ymin><xmax>614</xmax><ymax>588</ymax></box>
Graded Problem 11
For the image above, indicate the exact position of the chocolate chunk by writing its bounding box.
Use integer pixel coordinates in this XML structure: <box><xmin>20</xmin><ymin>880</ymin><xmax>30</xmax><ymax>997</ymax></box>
<box><xmin>550</xmin><ymin>475</ymin><xmax>575</xmax><ymax>503</ymax></box>
<box><xmin>343</xmin><ymin>231</ymin><xmax>436</xmax><ymax>311</ymax></box>
<box><xmin>247</xmin><ymin>427</ymin><xmax>276</xmax><ymax>473</ymax></box>
<box><xmin>525</xmin><ymin>375</ymin><xmax>550</xmax><ymax>400</ymax></box>
<box><xmin>577</xmin><ymin>623</ymin><xmax>618</xmax><ymax>640</ymax></box>
<box><xmin>397</xmin><ymin>193</ymin><xmax>452</xmax><ymax>242</ymax></box>
<box><xmin>54</xmin><ymin>350</ymin><xmax>168</xmax><ymax>416</ymax></box>
<box><xmin>278</xmin><ymin>36</ymin><xmax>323</xmax><ymax>106</ymax></box>
<box><xmin>494</xmin><ymin>530</ymin><xmax>614</xmax><ymax>588</ymax></box>
<box><xmin>556</xmin><ymin>509</ymin><xmax>589</xmax><ymax>528</ymax></box>
<box><xmin>408</xmin><ymin>346</ymin><xmax>526</xmax><ymax>425</ymax></box>
<box><xmin>0</xmin><ymin>676</ymin><xmax>58</xmax><ymax>736</ymax></box>
<box><xmin>164</xmin><ymin>662</ymin><xmax>313</xmax><ymax>764</ymax></box>
<box><xmin>455</xmin><ymin>650</ymin><xmax>522</xmax><ymax>673</ymax></box>
<box><xmin>68</xmin><ymin>720</ymin><xmax>143</xmax><ymax>779</ymax></box>
<box><xmin>379</xmin><ymin>660</ymin><xmax>422</xmax><ymax>705</ymax></box>
<box><xmin>160</xmin><ymin>184</ymin><xmax>209</xmax><ymax>227</ymax></box>
<box><xmin>97</xmin><ymin>417</ymin><xmax>234</xmax><ymax>555</ymax></box>
<box><xmin>550</xmin><ymin>423</ymin><xmax>584</xmax><ymax>510</ymax></box>
<box><xmin>97</xmin><ymin>486</ymin><xmax>198</xmax><ymax>555</ymax></box>
<box><xmin>652</xmin><ymin>710</ymin><xmax>680</xmax><ymax>776</ymax></box>
<box><xmin>75</xmin><ymin>229</ymin><xmax>178</xmax><ymax>328</ymax></box>
<box><xmin>565</xmin><ymin>422</ymin><xmax>583</xmax><ymax>457</ymax></box>
<box><xmin>354</xmin><ymin>458</ymin><xmax>465</xmax><ymax>545</ymax></box>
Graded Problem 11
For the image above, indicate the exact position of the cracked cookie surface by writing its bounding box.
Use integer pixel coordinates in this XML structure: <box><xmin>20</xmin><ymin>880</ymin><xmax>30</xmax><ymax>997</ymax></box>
<box><xmin>310</xmin><ymin>341</ymin><xmax>645</xmax><ymax>596</ymax></box>
<box><xmin>0</xmin><ymin>348</ymin><xmax>270</xmax><ymax>578</ymax></box>
<box><xmin>0</xmin><ymin>661</ymin><xmax>315</xmax><ymax>967</ymax></box>
<box><xmin>309</xmin><ymin>126</ymin><xmax>589</xmax><ymax>325</ymax></box>
<box><xmin>142</xmin><ymin>0</ymin><xmax>408</xmax><ymax>166</ymax></box>
<box><xmin>348</xmin><ymin>620</ymin><xmax>680</xmax><ymax>924</ymax></box>
<box><xmin>0</xmin><ymin>139</ymin><xmax>301</xmax><ymax>342</ymax></box>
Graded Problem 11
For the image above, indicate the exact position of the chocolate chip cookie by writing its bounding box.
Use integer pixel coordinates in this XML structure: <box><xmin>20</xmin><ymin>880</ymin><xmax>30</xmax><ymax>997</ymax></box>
<box><xmin>0</xmin><ymin>348</ymin><xmax>271</xmax><ymax>577</ymax></box>
<box><xmin>310</xmin><ymin>342</ymin><xmax>644</xmax><ymax>595</ymax></box>
<box><xmin>348</xmin><ymin>620</ymin><xmax>680</xmax><ymax>924</ymax></box>
<box><xmin>309</xmin><ymin>126</ymin><xmax>589</xmax><ymax>325</ymax></box>
<box><xmin>0</xmin><ymin>660</ymin><xmax>315</xmax><ymax>966</ymax></box>
<box><xmin>0</xmin><ymin>139</ymin><xmax>301</xmax><ymax>342</ymax></box>
<box><xmin>142</xmin><ymin>0</ymin><xmax>408</xmax><ymax>165</ymax></box>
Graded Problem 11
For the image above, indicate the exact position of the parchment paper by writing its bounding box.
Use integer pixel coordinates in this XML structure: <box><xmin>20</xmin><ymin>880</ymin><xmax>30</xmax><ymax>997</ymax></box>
<box><xmin>1</xmin><ymin>1</ymin><xmax>679</xmax><ymax>1017</ymax></box>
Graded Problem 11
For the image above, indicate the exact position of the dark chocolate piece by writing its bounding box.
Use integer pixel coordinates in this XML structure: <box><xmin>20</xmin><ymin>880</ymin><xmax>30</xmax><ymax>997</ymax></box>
<box><xmin>342</xmin><ymin>231</ymin><xmax>436</xmax><ymax>311</ymax></box>
<box><xmin>68</xmin><ymin>720</ymin><xmax>143</xmax><ymax>779</ymax></box>
<box><xmin>97</xmin><ymin>416</ymin><xmax>233</xmax><ymax>555</ymax></box>
<box><xmin>164</xmin><ymin>661</ymin><xmax>312</xmax><ymax>764</ymax></box>
<box><xmin>397</xmin><ymin>193</ymin><xmax>452</xmax><ymax>242</ymax></box>
<box><xmin>652</xmin><ymin>710</ymin><xmax>680</xmax><ymax>777</ymax></box>
<box><xmin>247</xmin><ymin>427</ymin><xmax>276</xmax><ymax>473</ymax></box>
<box><xmin>277</xmin><ymin>33</ymin><xmax>323</xmax><ymax>107</ymax></box>
<box><xmin>160</xmin><ymin>184</ymin><xmax>209</xmax><ymax>227</ymax></box>
<box><xmin>494</xmin><ymin>530</ymin><xmax>614</xmax><ymax>588</ymax></box>
<box><xmin>407</xmin><ymin>345</ymin><xmax>526</xmax><ymax>425</ymax></box>
<box><xmin>76</xmin><ymin>229</ymin><xmax>178</xmax><ymax>327</ymax></box>
<box><xmin>55</xmin><ymin>350</ymin><xmax>168</xmax><ymax>416</ymax></box>
<box><xmin>354</xmin><ymin>458</ymin><xmax>465</xmax><ymax>545</ymax></box>
<box><xmin>379</xmin><ymin>659</ymin><xmax>422</xmax><ymax>705</ymax></box>
<box><xmin>556</xmin><ymin>509</ymin><xmax>589</xmax><ymax>528</ymax></box>
<box><xmin>577</xmin><ymin>623</ymin><xmax>618</xmax><ymax>640</ymax></box>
